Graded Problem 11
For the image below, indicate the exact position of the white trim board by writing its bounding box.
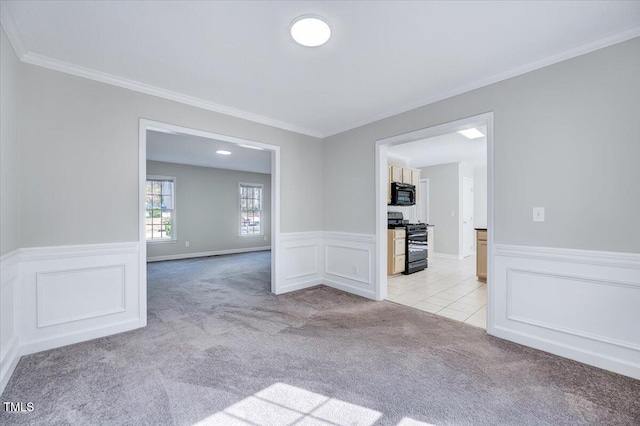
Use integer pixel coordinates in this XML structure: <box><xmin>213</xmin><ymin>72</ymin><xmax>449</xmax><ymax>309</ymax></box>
<box><xmin>147</xmin><ymin>246</ymin><xmax>271</xmax><ymax>263</ymax></box>
<box><xmin>2</xmin><ymin>2</ymin><xmax>638</xmax><ymax>138</ymax></box>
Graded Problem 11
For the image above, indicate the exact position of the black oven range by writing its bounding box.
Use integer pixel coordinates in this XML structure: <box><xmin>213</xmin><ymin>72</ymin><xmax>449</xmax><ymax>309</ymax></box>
<box><xmin>387</xmin><ymin>212</ymin><xmax>428</xmax><ymax>274</ymax></box>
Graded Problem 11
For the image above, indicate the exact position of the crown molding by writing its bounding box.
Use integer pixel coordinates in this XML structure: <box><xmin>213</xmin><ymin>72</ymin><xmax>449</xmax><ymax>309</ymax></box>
<box><xmin>323</xmin><ymin>26</ymin><xmax>640</xmax><ymax>137</ymax></box>
<box><xmin>20</xmin><ymin>52</ymin><xmax>324</xmax><ymax>138</ymax></box>
<box><xmin>0</xmin><ymin>1</ymin><xmax>27</xmax><ymax>59</ymax></box>
<box><xmin>2</xmin><ymin>0</ymin><xmax>639</xmax><ymax>140</ymax></box>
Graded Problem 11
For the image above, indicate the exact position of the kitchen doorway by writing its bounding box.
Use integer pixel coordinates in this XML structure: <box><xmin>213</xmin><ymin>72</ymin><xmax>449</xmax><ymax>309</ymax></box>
<box><xmin>375</xmin><ymin>113</ymin><xmax>494</xmax><ymax>332</ymax></box>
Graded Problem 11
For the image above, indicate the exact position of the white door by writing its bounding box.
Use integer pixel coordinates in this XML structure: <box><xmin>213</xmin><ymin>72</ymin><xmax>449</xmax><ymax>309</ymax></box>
<box><xmin>462</xmin><ymin>177</ymin><xmax>474</xmax><ymax>257</ymax></box>
<box><xmin>420</xmin><ymin>179</ymin><xmax>429</xmax><ymax>223</ymax></box>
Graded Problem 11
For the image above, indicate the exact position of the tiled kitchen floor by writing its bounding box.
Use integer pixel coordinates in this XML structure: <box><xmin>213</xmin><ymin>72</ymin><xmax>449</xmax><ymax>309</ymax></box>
<box><xmin>387</xmin><ymin>255</ymin><xmax>487</xmax><ymax>328</ymax></box>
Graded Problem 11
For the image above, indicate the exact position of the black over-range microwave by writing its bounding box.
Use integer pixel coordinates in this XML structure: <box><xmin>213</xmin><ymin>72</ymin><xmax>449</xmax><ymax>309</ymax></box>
<box><xmin>390</xmin><ymin>182</ymin><xmax>416</xmax><ymax>206</ymax></box>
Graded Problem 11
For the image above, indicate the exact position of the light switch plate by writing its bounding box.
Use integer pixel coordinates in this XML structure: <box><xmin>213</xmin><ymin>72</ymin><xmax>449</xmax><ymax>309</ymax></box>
<box><xmin>533</xmin><ymin>207</ymin><xmax>545</xmax><ymax>222</ymax></box>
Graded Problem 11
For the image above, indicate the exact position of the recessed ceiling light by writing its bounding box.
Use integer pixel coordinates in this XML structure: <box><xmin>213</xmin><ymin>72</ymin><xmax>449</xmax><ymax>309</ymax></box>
<box><xmin>457</xmin><ymin>128</ymin><xmax>485</xmax><ymax>139</ymax></box>
<box><xmin>290</xmin><ymin>15</ymin><xmax>331</xmax><ymax>47</ymax></box>
<box><xmin>216</xmin><ymin>150</ymin><xmax>231</xmax><ymax>155</ymax></box>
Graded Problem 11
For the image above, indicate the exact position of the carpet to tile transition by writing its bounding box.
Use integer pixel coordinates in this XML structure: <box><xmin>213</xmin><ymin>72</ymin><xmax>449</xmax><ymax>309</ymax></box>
<box><xmin>1</xmin><ymin>252</ymin><xmax>638</xmax><ymax>425</ymax></box>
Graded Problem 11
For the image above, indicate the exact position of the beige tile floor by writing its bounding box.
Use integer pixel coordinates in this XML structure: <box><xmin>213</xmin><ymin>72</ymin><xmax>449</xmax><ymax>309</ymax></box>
<box><xmin>387</xmin><ymin>255</ymin><xmax>487</xmax><ymax>328</ymax></box>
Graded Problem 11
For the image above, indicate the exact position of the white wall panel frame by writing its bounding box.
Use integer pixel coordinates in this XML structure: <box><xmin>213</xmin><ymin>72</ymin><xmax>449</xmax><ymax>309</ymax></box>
<box><xmin>324</xmin><ymin>232</ymin><xmax>377</xmax><ymax>299</ymax></box>
<box><xmin>19</xmin><ymin>242</ymin><xmax>141</xmax><ymax>356</ymax></box>
<box><xmin>493</xmin><ymin>243</ymin><xmax>640</xmax><ymax>379</ymax></box>
<box><xmin>278</xmin><ymin>232</ymin><xmax>324</xmax><ymax>294</ymax></box>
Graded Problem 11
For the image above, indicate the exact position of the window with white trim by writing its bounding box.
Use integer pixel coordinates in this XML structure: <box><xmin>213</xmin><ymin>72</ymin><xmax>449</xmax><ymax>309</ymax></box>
<box><xmin>146</xmin><ymin>176</ymin><xmax>176</xmax><ymax>242</ymax></box>
<box><xmin>239</xmin><ymin>183</ymin><xmax>263</xmax><ymax>236</ymax></box>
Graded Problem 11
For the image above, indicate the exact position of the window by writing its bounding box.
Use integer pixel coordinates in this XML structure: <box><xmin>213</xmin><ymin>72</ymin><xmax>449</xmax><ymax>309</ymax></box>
<box><xmin>239</xmin><ymin>183</ymin><xmax>263</xmax><ymax>236</ymax></box>
<box><xmin>146</xmin><ymin>176</ymin><xmax>176</xmax><ymax>242</ymax></box>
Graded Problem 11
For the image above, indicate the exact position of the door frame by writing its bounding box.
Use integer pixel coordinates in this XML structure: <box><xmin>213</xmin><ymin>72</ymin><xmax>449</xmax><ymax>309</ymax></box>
<box><xmin>461</xmin><ymin>176</ymin><xmax>474</xmax><ymax>258</ymax></box>
<box><xmin>374</xmin><ymin>112</ymin><xmax>495</xmax><ymax>332</ymax></box>
<box><xmin>419</xmin><ymin>178</ymin><xmax>430</xmax><ymax>224</ymax></box>
<box><xmin>138</xmin><ymin>119</ymin><xmax>281</xmax><ymax>326</ymax></box>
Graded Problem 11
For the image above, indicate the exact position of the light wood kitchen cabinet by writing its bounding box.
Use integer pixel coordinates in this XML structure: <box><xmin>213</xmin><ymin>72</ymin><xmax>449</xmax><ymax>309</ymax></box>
<box><xmin>402</xmin><ymin>168</ymin><xmax>413</xmax><ymax>184</ymax></box>
<box><xmin>387</xmin><ymin>165</ymin><xmax>420</xmax><ymax>204</ymax></box>
<box><xmin>391</xmin><ymin>166</ymin><xmax>403</xmax><ymax>183</ymax></box>
<box><xmin>476</xmin><ymin>229</ymin><xmax>487</xmax><ymax>282</ymax></box>
<box><xmin>387</xmin><ymin>228</ymin><xmax>406</xmax><ymax>275</ymax></box>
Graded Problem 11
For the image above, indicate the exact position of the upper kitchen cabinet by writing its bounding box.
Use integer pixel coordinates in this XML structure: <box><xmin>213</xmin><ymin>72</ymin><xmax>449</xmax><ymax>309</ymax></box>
<box><xmin>411</xmin><ymin>170</ymin><xmax>420</xmax><ymax>201</ymax></box>
<box><xmin>387</xmin><ymin>165</ymin><xmax>421</xmax><ymax>205</ymax></box>
<box><xmin>391</xmin><ymin>166</ymin><xmax>403</xmax><ymax>183</ymax></box>
<box><xmin>411</xmin><ymin>170</ymin><xmax>420</xmax><ymax>186</ymax></box>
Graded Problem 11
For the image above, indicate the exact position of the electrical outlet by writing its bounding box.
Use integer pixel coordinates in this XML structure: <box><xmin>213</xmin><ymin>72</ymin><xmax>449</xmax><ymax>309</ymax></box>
<box><xmin>533</xmin><ymin>207</ymin><xmax>545</xmax><ymax>222</ymax></box>
<box><xmin>185</xmin><ymin>241</ymin><xmax>190</xmax><ymax>247</ymax></box>
<box><xmin>354</xmin><ymin>266</ymin><xmax>359</xmax><ymax>274</ymax></box>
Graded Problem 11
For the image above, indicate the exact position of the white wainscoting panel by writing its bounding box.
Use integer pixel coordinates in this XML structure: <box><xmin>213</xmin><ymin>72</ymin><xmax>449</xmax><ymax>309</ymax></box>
<box><xmin>19</xmin><ymin>242</ymin><xmax>142</xmax><ymax>356</ymax></box>
<box><xmin>491</xmin><ymin>244</ymin><xmax>640</xmax><ymax>379</ymax></box>
<box><xmin>324</xmin><ymin>232</ymin><xmax>377</xmax><ymax>300</ymax></box>
<box><xmin>37</xmin><ymin>266</ymin><xmax>126</xmax><ymax>328</ymax></box>
<box><xmin>0</xmin><ymin>250</ymin><xmax>20</xmax><ymax>394</ymax></box>
<box><xmin>277</xmin><ymin>232</ymin><xmax>323</xmax><ymax>294</ymax></box>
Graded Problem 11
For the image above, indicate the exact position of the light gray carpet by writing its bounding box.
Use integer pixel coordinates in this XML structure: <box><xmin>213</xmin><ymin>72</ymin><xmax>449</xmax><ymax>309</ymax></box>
<box><xmin>1</xmin><ymin>251</ymin><xmax>638</xmax><ymax>425</ymax></box>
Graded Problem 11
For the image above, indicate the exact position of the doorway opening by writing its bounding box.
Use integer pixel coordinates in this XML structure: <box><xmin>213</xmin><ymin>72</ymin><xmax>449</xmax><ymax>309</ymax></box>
<box><xmin>375</xmin><ymin>113</ymin><xmax>494</xmax><ymax>331</ymax></box>
<box><xmin>138</xmin><ymin>119</ymin><xmax>281</xmax><ymax>326</ymax></box>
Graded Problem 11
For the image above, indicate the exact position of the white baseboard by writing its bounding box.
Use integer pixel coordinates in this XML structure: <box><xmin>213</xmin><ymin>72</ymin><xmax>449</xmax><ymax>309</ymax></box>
<box><xmin>275</xmin><ymin>279</ymin><xmax>324</xmax><ymax>295</ymax></box>
<box><xmin>147</xmin><ymin>246</ymin><xmax>271</xmax><ymax>262</ymax></box>
<box><xmin>20</xmin><ymin>318</ymin><xmax>141</xmax><ymax>356</ymax></box>
<box><xmin>323</xmin><ymin>279</ymin><xmax>377</xmax><ymax>300</ymax></box>
<box><xmin>490</xmin><ymin>243</ymin><xmax>640</xmax><ymax>380</ymax></box>
<box><xmin>0</xmin><ymin>334</ymin><xmax>20</xmax><ymax>396</ymax></box>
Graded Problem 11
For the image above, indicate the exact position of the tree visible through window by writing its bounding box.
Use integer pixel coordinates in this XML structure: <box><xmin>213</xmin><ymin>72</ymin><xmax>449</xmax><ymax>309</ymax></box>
<box><xmin>240</xmin><ymin>183</ymin><xmax>262</xmax><ymax>235</ymax></box>
<box><xmin>146</xmin><ymin>177</ymin><xmax>175</xmax><ymax>241</ymax></box>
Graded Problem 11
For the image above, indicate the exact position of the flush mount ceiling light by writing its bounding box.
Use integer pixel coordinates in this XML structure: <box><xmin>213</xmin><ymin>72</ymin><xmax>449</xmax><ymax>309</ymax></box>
<box><xmin>457</xmin><ymin>128</ymin><xmax>485</xmax><ymax>139</ymax></box>
<box><xmin>216</xmin><ymin>150</ymin><xmax>231</xmax><ymax>155</ymax></box>
<box><xmin>290</xmin><ymin>15</ymin><xmax>331</xmax><ymax>47</ymax></box>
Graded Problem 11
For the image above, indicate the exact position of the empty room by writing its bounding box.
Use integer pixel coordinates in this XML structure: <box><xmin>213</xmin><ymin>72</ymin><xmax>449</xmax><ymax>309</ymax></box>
<box><xmin>1</xmin><ymin>1</ymin><xmax>639</xmax><ymax>425</ymax></box>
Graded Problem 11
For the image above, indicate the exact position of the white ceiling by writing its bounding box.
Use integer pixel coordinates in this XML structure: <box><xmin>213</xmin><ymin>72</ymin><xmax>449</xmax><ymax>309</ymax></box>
<box><xmin>147</xmin><ymin>130</ymin><xmax>272</xmax><ymax>174</ymax></box>
<box><xmin>389</xmin><ymin>127</ymin><xmax>487</xmax><ymax>169</ymax></box>
<box><xmin>3</xmin><ymin>1</ymin><xmax>640</xmax><ymax>137</ymax></box>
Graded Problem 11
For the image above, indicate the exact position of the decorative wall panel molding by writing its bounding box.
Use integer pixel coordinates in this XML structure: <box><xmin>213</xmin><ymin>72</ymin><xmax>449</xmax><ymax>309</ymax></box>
<box><xmin>19</xmin><ymin>242</ymin><xmax>141</xmax><ymax>356</ymax></box>
<box><xmin>491</xmin><ymin>243</ymin><xmax>640</xmax><ymax>380</ymax></box>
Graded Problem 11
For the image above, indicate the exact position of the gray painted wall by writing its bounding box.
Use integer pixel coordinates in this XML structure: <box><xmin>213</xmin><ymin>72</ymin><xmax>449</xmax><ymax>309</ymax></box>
<box><xmin>18</xmin><ymin>61</ymin><xmax>323</xmax><ymax>249</ymax></box>
<box><xmin>146</xmin><ymin>161</ymin><xmax>271</xmax><ymax>258</ymax></box>
<box><xmin>324</xmin><ymin>38</ymin><xmax>640</xmax><ymax>253</ymax></box>
<box><xmin>420</xmin><ymin>163</ymin><xmax>460</xmax><ymax>256</ymax></box>
<box><xmin>0</xmin><ymin>28</ymin><xmax>21</xmax><ymax>256</ymax></box>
